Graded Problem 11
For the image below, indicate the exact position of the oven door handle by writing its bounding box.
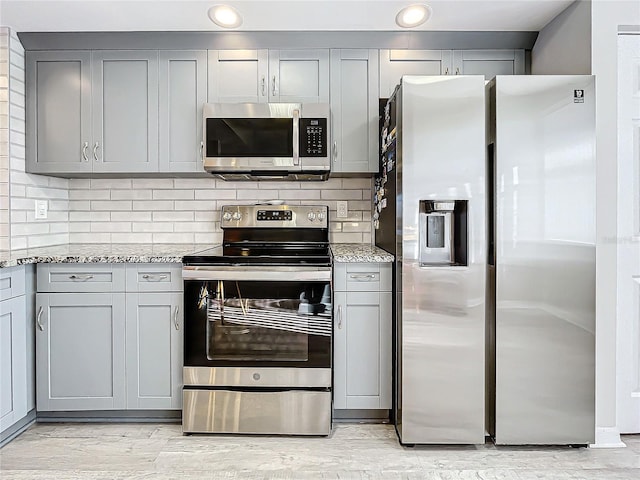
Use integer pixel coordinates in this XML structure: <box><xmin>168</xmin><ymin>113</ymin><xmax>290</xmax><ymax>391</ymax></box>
<box><xmin>182</xmin><ymin>266</ymin><xmax>331</xmax><ymax>282</ymax></box>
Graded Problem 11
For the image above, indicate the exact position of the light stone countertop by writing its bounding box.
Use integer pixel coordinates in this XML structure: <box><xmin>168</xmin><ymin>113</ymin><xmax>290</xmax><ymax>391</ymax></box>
<box><xmin>0</xmin><ymin>244</ymin><xmax>211</xmax><ymax>268</ymax></box>
<box><xmin>330</xmin><ymin>243</ymin><xmax>394</xmax><ymax>263</ymax></box>
<box><xmin>1</xmin><ymin>242</ymin><xmax>394</xmax><ymax>268</ymax></box>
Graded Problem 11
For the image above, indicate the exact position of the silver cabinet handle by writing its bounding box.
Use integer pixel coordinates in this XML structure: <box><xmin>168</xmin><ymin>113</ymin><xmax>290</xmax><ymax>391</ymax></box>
<box><xmin>455</xmin><ymin>67</ymin><xmax>460</xmax><ymax>75</ymax></box>
<box><xmin>261</xmin><ymin>75</ymin><xmax>266</xmax><ymax>96</ymax></box>
<box><xmin>69</xmin><ymin>274</ymin><xmax>94</xmax><ymax>281</ymax></box>
<box><xmin>200</xmin><ymin>141</ymin><xmax>204</xmax><ymax>163</ymax></box>
<box><xmin>337</xmin><ymin>304</ymin><xmax>342</xmax><ymax>330</ymax></box>
<box><xmin>272</xmin><ymin>75</ymin><xmax>277</xmax><ymax>97</ymax></box>
<box><xmin>174</xmin><ymin>306</ymin><xmax>180</xmax><ymax>330</ymax></box>
<box><xmin>333</xmin><ymin>141</ymin><xmax>338</xmax><ymax>162</ymax></box>
<box><xmin>82</xmin><ymin>142</ymin><xmax>89</xmax><ymax>162</ymax></box>
<box><xmin>142</xmin><ymin>274</ymin><xmax>168</xmax><ymax>281</ymax></box>
<box><xmin>349</xmin><ymin>274</ymin><xmax>377</xmax><ymax>281</ymax></box>
<box><xmin>93</xmin><ymin>142</ymin><xmax>100</xmax><ymax>162</ymax></box>
<box><xmin>444</xmin><ymin>67</ymin><xmax>450</xmax><ymax>75</ymax></box>
<box><xmin>36</xmin><ymin>306</ymin><xmax>44</xmax><ymax>331</ymax></box>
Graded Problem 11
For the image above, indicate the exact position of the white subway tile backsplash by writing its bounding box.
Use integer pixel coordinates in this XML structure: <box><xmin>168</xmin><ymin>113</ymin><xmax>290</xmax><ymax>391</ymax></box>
<box><xmin>110</xmin><ymin>189</ymin><xmax>152</xmax><ymax>200</ymax></box>
<box><xmin>174</xmin><ymin>200</ymin><xmax>216</xmax><ymax>211</ymax></box>
<box><xmin>110</xmin><ymin>232</ymin><xmax>153</xmax><ymax>243</ymax></box>
<box><xmin>111</xmin><ymin>211</ymin><xmax>152</xmax><ymax>222</ymax></box>
<box><xmin>133</xmin><ymin>178</ymin><xmax>173</xmax><ymax>189</ymax></box>
<box><xmin>152</xmin><ymin>211</ymin><xmax>194</xmax><ymax>222</ymax></box>
<box><xmin>279</xmin><ymin>189</ymin><xmax>320</xmax><ymax>200</ymax></box>
<box><xmin>69</xmin><ymin>189</ymin><xmax>110</xmax><ymax>200</ymax></box>
<box><xmin>173</xmin><ymin>178</ymin><xmax>216</xmax><ymax>189</ymax></box>
<box><xmin>152</xmin><ymin>232</ymin><xmax>195</xmax><ymax>244</ymax></box>
<box><xmin>90</xmin><ymin>221</ymin><xmax>132</xmax><ymax>233</ymax></box>
<box><xmin>194</xmin><ymin>189</ymin><xmax>236</xmax><ymax>200</ymax></box>
<box><xmin>91</xmin><ymin>200</ymin><xmax>132</xmax><ymax>211</ymax></box>
<box><xmin>132</xmin><ymin>222</ymin><xmax>174</xmax><ymax>233</ymax></box>
<box><xmin>91</xmin><ymin>178</ymin><xmax>133</xmax><ymax>189</ymax></box>
<box><xmin>152</xmin><ymin>189</ymin><xmax>195</xmax><ymax>200</ymax></box>
<box><xmin>321</xmin><ymin>189</ymin><xmax>362</xmax><ymax>200</ymax></box>
<box><xmin>133</xmin><ymin>200</ymin><xmax>174</xmax><ymax>211</ymax></box>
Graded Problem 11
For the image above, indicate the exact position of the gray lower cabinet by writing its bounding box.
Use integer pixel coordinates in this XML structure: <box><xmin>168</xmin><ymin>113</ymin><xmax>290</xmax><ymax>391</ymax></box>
<box><xmin>333</xmin><ymin>263</ymin><xmax>392</xmax><ymax>410</ymax></box>
<box><xmin>35</xmin><ymin>292</ymin><xmax>127</xmax><ymax>411</ymax></box>
<box><xmin>330</xmin><ymin>49</ymin><xmax>379</xmax><ymax>174</ymax></box>
<box><xmin>35</xmin><ymin>263</ymin><xmax>183</xmax><ymax>413</ymax></box>
<box><xmin>1</xmin><ymin>295</ymin><xmax>28</xmax><ymax>431</ymax></box>
<box><xmin>159</xmin><ymin>50</ymin><xmax>208</xmax><ymax>173</ymax></box>
<box><xmin>125</xmin><ymin>292</ymin><xmax>183</xmax><ymax>409</ymax></box>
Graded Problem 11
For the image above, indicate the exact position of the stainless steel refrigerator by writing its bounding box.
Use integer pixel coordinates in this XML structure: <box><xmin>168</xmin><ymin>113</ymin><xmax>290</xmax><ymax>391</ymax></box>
<box><xmin>487</xmin><ymin>75</ymin><xmax>596</xmax><ymax>445</ymax></box>
<box><xmin>375</xmin><ymin>75</ymin><xmax>487</xmax><ymax>444</ymax></box>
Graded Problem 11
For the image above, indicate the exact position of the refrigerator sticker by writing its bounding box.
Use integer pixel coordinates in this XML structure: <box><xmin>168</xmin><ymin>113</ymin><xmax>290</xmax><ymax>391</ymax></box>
<box><xmin>574</xmin><ymin>89</ymin><xmax>584</xmax><ymax>103</ymax></box>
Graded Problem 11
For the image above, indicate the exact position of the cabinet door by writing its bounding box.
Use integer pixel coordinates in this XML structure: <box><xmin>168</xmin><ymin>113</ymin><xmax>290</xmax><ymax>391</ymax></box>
<box><xmin>92</xmin><ymin>51</ymin><xmax>159</xmax><ymax>173</ymax></box>
<box><xmin>452</xmin><ymin>50</ymin><xmax>525</xmax><ymax>79</ymax></box>
<box><xmin>125</xmin><ymin>293</ymin><xmax>182</xmax><ymax>409</ymax></box>
<box><xmin>379</xmin><ymin>49</ymin><xmax>452</xmax><ymax>98</ymax></box>
<box><xmin>330</xmin><ymin>49</ymin><xmax>379</xmax><ymax>174</ymax></box>
<box><xmin>208</xmin><ymin>50</ymin><xmax>269</xmax><ymax>103</ymax></box>
<box><xmin>26</xmin><ymin>51</ymin><xmax>92</xmax><ymax>174</ymax></box>
<box><xmin>268</xmin><ymin>50</ymin><xmax>329</xmax><ymax>103</ymax></box>
<box><xmin>334</xmin><ymin>291</ymin><xmax>391</xmax><ymax>410</ymax></box>
<box><xmin>159</xmin><ymin>50</ymin><xmax>208</xmax><ymax>173</ymax></box>
<box><xmin>0</xmin><ymin>296</ymin><xmax>28</xmax><ymax>432</ymax></box>
<box><xmin>35</xmin><ymin>293</ymin><xmax>126</xmax><ymax>411</ymax></box>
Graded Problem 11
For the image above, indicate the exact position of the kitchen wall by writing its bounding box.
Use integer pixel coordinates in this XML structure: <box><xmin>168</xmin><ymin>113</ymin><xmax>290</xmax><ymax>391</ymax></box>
<box><xmin>67</xmin><ymin>177</ymin><xmax>373</xmax><ymax>244</ymax></box>
<box><xmin>0</xmin><ymin>30</ymin><xmax>9</xmax><ymax>251</ymax></box>
<box><xmin>531</xmin><ymin>0</ymin><xmax>591</xmax><ymax>75</ymax></box>
<box><xmin>3</xmin><ymin>27</ymin><xmax>70</xmax><ymax>251</ymax></box>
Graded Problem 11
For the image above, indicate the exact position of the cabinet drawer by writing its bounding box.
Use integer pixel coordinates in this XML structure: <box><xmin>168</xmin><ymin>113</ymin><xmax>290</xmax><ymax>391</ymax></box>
<box><xmin>125</xmin><ymin>264</ymin><xmax>182</xmax><ymax>292</ymax></box>
<box><xmin>0</xmin><ymin>266</ymin><xmax>26</xmax><ymax>301</ymax></box>
<box><xmin>335</xmin><ymin>263</ymin><xmax>388</xmax><ymax>292</ymax></box>
<box><xmin>37</xmin><ymin>264</ymin><xmax>126</xmax><ymax>293</ymax></box>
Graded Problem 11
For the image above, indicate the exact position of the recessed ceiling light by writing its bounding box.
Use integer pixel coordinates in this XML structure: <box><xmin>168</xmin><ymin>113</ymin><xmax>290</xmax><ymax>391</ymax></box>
<box><xmin>208</xmin><ymin>5</ymin><xmax>243</xmax><ymax>29</ymax></box>
<box><xmin>395</xmin><ymin>4</ymin><xmax>432</xmax><ymax>28</ymax></box>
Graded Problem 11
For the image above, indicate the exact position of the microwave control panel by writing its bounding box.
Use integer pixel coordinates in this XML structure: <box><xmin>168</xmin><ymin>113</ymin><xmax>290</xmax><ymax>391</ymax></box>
<box><xmin>299</xmin><ymin>118</ymin><xmax>327</xmax><ymax>157</ymax></box>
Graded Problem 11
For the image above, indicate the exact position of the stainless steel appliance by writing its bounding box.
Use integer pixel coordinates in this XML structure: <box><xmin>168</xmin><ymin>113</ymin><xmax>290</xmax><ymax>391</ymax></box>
<box><xmin>375</xmin><ymin>76</ymin><xmax>487</xmax><ymax>444</ymax></box>
<box><xmin>182</xmin><ymin>204</ymin><xmax>332</xmax><ymax>435</ymax></box>
<box><xmin>487</xmin><ymin>75</ymin><xmax>595</xmax><ymax>445</ymax></box>
<box><xmin>203</xmin><ymin>103</ymin><xmax>330</xmax><ymax>180</ymax></box>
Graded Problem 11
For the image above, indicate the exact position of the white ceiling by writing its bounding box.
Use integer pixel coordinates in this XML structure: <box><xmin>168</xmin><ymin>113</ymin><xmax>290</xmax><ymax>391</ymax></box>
<box><xmin>0</xmin><ymin>0</ymin><xmax>576</xmax><ymax>33</ymax></box>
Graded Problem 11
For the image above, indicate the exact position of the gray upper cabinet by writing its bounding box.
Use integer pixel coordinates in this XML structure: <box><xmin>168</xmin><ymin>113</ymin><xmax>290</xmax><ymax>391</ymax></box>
<box><xmin>125</xmin><ymin>292</ymin><xmax>183</xmax><ymax>409</ymax></box>
<box><xmin>452</xmin><ymin>50</ymin><xmax>525</xmax><ymax>78</ymax></box>
<box><xmin>209</xmin><ymin>49</ymin><xmax>329</xmax><ymax>104</ymax></box>
<box><xmin>35</xmin><ymin>292</ymin><xmax>127</xmax><ymax>411</ymax></box>
<box><xmin>268</xmin><ymin>50</ymin><xmax>329</xmax><ymax>103</ymax></box>
<box><xmin>159</xmin><ymin>50</ymin><xmax>208</xmax><ymax>173</ymax></box>
<box><xmin>208</xmin><ymin>50</ymin><xmax>269</xmax><ymax>103</ymax></box>
<box><xmin>379</xmin><ymin>49</ymin><xmax>452</xmax><ymax>98</ymax></box>
<box><xmin>27</xmin><ymin>50</ymin><xmax>159</xmax><ymax>175</ymax></box>
<box><xmin>330</xmin><ymin>49</ymin><xmax>379</xmax><ymax>174</ymax></box>
<box><xmin>26</xmin><ymin>51</ymin><xmax>92</xmax><ymax>174</ymax></box>
<box><xmin>92</xmin><ymin>51</ymin><xmax>159</xmax><ymax>173</ymax></box>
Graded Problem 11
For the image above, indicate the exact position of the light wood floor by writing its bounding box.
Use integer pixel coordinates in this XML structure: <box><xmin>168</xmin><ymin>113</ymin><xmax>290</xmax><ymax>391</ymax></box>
<box><xmin>0</xmin><ymin>423</ymin><xmax>638</xmax><ymax>479</ymax></box>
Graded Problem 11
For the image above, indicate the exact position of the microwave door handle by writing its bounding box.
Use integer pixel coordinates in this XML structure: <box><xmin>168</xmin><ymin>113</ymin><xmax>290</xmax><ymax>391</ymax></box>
<box><xmin>292</xmin><ymin>109</ymin><xmax>300</xmax><ymax>166</ymax></box>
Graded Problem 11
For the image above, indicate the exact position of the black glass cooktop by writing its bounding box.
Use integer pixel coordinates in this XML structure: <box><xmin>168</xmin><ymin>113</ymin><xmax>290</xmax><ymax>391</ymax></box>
<box><xmin>183</xmin><ymin>243</ymin><xmax>331</xmax><ymax>266</ymax></box>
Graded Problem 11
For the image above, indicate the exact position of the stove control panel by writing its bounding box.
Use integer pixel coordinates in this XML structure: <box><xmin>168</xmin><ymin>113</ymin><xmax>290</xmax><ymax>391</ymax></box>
<box><xmin>257</xmin><ymin>210</ymin><xmax>293</xmax><ymax>221</ymax></box>
<box><xmin>221</xmin><ymin>205</ymin><xmax>328</xmax><ymax>228</ymax></box>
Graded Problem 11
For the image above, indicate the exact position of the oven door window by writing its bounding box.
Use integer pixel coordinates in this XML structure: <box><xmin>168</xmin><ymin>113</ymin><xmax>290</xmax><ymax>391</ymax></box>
<box><xmin>186</xmin><ymin>280</ymin><xmax>331</xmax><ymax>366</ymax></box>
<box><xmin>206</xmin><ymin>118</ymin><xmax>293</xmax><ymax>157</ymax></box>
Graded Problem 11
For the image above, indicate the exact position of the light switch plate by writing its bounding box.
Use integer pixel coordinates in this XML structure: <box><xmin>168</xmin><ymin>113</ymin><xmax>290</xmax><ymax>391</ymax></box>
<box><xmin>35</xmin><ymin>200</ymin><xmax>48</xmax><ymax>220</ymax></box>
<box><xmin>336</xmin><ymin>201</ymin><xmax>348</xmax><ymax>219</ymax></box>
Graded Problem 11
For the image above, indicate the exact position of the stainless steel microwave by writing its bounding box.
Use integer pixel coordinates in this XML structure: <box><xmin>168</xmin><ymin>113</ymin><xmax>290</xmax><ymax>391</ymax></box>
<box><xmin>203</xmin><ymin>103</ymin><xmax>330</xmax><ymax>181</ymax></box>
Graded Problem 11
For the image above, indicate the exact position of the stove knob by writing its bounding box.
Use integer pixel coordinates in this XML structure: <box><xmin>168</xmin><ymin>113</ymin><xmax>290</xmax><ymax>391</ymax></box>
<box><xmin>307</xmin><ymin>211</ymin><xmax>316</xmax><ymax>222</ymax></box>
<box><xmin>317</xmin><ymin>211</ymin><xmax>326</xmax><ymax>221</ymax></box>
<box><xmin>222</xmin><ymin>212</ymin><xmax>232</xmax><ymax>221</ymax></box>
<box><xmin>232</xmin><ymin>212</ymin><xmax>242</xmax><ymax>221</ymax></box>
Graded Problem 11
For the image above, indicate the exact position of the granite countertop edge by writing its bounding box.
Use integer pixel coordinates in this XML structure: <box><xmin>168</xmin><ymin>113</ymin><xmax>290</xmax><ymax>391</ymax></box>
<box><xmin>1</xmin><ymin>242</ymin><xmax>394</xmax><ymax>269</ymax></box>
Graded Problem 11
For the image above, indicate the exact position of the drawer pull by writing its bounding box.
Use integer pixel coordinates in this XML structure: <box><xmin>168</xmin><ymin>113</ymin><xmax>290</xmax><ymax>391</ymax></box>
<box><xmin>36</xmin><ymin>306</ymin><xmax>44</xmax><ymax>331</ymax></box>
<box><xmin>337</xmin><ymin>304</ymin><xmax>343</xmax><ymax>329</ymax></box>
<box><xmin>174</xmin><ymin>306</ymin><xmax>180</xmax><ymax>330</ymax></box>
<box><xmin>349</xmin><ymin>274</ymin><xmax>377</xmax><ymax>281</ymax></box>
<box><xmin>69</xmin><ymin>274</ymin><xmax>94</xmax><ymax>281</ymax></box>
<box><xmin>142</xmin><ymin>274</ymin><xmax>168</xmax><ymax>281</ymax></box>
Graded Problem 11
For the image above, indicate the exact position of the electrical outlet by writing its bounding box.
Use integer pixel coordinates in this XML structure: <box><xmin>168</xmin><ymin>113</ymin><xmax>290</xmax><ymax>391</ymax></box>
<box><xmin>34</xmin><ymin>200</ymin><xmax>48</xmax><ymax>220</ymax></box>
<box><xmin>336</xmin><ymin>201</ymin><xmax>348</xmax><ymax>219</ymax></box>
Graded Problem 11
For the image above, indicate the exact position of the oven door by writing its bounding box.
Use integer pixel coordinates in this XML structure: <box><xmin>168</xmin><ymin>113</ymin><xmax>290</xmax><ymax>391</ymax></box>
<box><xmin>183</xmin><ymin>266</ymin><xmax>332</xmax><ymax>372</ymax></box>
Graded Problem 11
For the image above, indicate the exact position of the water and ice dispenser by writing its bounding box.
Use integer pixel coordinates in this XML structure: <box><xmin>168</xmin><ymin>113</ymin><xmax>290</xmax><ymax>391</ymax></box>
<box><xmin>419</xmin><ymin>200</ymin><xmax>468</xmax><ymax>266</ymax></box>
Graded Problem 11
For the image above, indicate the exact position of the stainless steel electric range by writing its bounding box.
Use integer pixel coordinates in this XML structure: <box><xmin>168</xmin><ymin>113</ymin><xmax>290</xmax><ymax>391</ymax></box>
<box><xmin>181</xmin><ymin>204</ymin><xmax>332</xmax><ymax>435</ymax></box>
